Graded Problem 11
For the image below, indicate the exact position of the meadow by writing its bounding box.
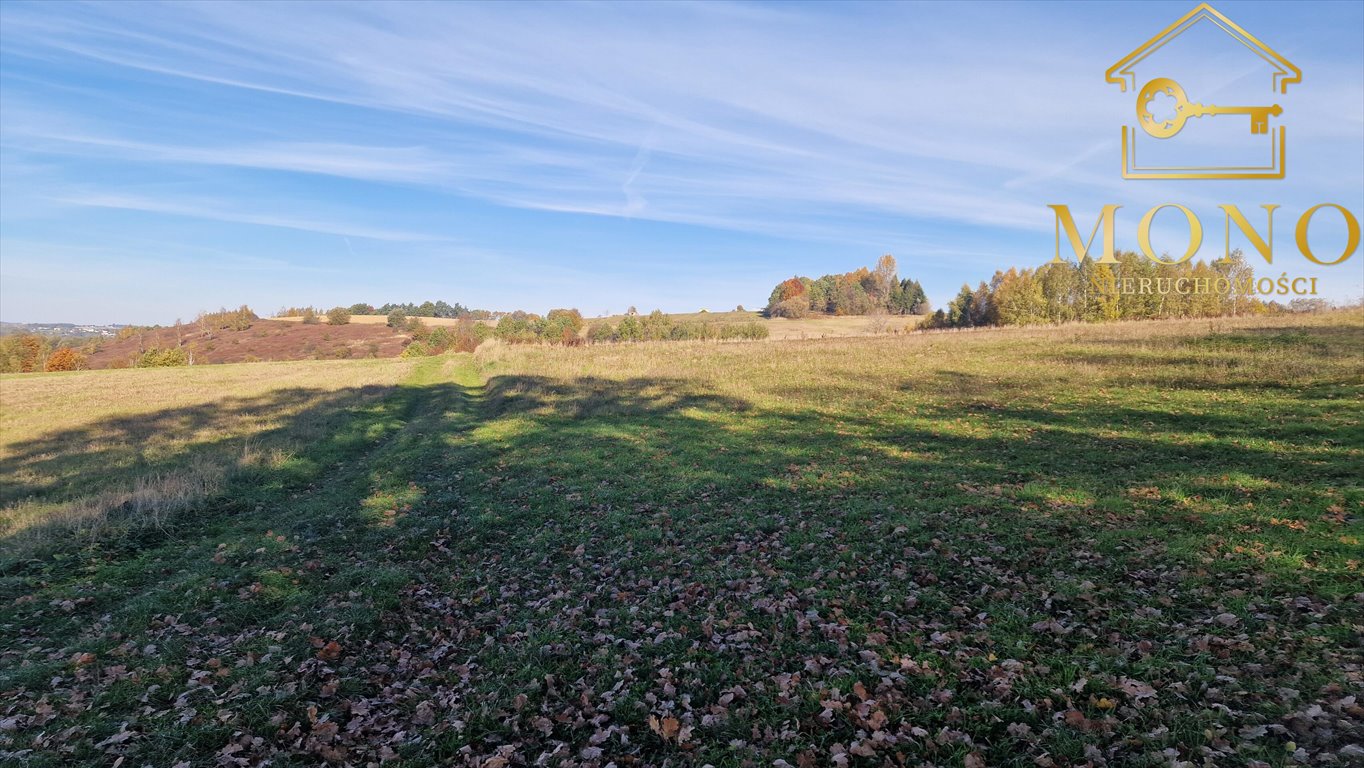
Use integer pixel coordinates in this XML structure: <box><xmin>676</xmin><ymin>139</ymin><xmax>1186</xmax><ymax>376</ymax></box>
<box><xmin>276</xmin><ymin>310</ymin><xmax>917</xmax><ymax>341</ymax></box>
<box><xmin>1</xmin><ymin>312</ymin><xmax>1361</xmax><ymax>767</ymax></box>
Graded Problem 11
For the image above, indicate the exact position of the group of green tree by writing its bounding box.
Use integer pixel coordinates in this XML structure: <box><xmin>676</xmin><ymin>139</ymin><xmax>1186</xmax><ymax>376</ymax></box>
<box><xmin>489</xmin><ymin>308</ymin><xmax>769</xmax><ymax>346</ymax></box>
<box><xmin>925</xmin><ymin>252</ymin><xmax>1274</xmax><ymax>329</ymax></box>
<box><xmin>287</xmin><ymin>307</ymin><xmax>354</xmax><ymax>326</ymax></box>
<box><xmin>277</xmin><ymin>300</ymin><xmax>487</xmax><ymax>320</ymax></box>
<box><xmin>400</xmin><ymin>318</ymin><xmax>489</xmax><ymax>357</ymax></box>
<box><xmin>585</xmin><ymin>310</ymin><xmax>768</xmax><ymax>344</ymax></box>
<box><xmin>375</xmin><ymin>300</ymin><xmax>474</xmax><ymax>319</ymax></box>
<box><xmin>195</xmin><ymin>305</ymin><xmax>257</xmax><ymax>331</ymax></box>
<box><xmin>764</xmin><ymin>255</ymin><xmax>929</xmax><ymax>318</ymax></box>
<box><xmin>494</xmin><ymin>309</ymin><xmax>587</xmax><ymax>345</ymax></box>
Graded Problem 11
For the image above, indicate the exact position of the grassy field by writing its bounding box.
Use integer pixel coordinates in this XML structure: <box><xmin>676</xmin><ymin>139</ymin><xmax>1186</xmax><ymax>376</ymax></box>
<box><xmin>1</xmin><ymin>358</ymin><xmax>417</xmax><ymax>550</ymax></box>
<box><xmin>591</xmin><ymin>309</ymin><xmax>924</xmax><ymax>340</ymax></box>
<box><xmin>1</xmin><ymin>312</ymin><xmax>1361</xmax><ymax>767</ymax></box>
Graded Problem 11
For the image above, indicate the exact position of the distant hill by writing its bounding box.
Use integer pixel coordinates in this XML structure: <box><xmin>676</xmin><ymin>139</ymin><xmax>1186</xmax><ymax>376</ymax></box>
<box><xmin>84</xmin><ymin>319</ymin><xmax>412</xmax><ymax>369</ymax></box>
<box><xmin>0</xmin><ymin>321</ymin><xmax>127</xmax><ymax>338</ymax></box>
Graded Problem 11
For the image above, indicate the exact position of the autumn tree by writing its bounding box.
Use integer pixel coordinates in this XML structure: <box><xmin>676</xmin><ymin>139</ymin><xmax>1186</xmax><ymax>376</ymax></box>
<box><xmin>542</xmin><ymin>308</ymin><xmax>585</xmax><ymax>344</ymax></box>
<box><xmin>765</xmin><ymin>277</ymin><xmax>808</xmax><ymax>315</ymax></box>
<box><xmin>992</xmin><ymin>269</ymin><xmax>1046</xmax><ymax>326</ymax></box>
<box><xmin>0</xmin><ymin>334</ymin><xmax>50</xmax><ymax>373</ymax></box>
<box><xmin>763</xmin><ymin>257</ymin><xmax>925</xmax><ymax>317</ymax></box>
<box><xmin>197</xmin><ymin>305</ymin><xmax>257</xmax><ymax>331</ymax></box>
<box><xmin>871</xmin><ymin>254</ymin><xmax>898</xmax><ymax>303</ymax></box>
<box><xmin>828</xmin><ymin>270</ymin><xmax>871</xmax><ymax>315</ymax></box>
<box><xmin>1217</xmin><ymin>252</ymin><xmax>1255</xmax><ymax>317</ymax></box>
<box><xmin>43</xmin><ymin>347</ymin><xmax>85</xmax><ymax>372</ymax></box>
<box><xmin>586</xmin><ymin>322</ymin><xmax>616</xmax><ymax>344</ymax></box>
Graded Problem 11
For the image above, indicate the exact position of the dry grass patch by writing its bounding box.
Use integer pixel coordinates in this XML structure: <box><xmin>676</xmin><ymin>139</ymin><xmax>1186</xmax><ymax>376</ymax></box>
<box><xmin>0</xmin><ymin>358</ymin><xmax>414</xmax><ymax>555</ymax></box>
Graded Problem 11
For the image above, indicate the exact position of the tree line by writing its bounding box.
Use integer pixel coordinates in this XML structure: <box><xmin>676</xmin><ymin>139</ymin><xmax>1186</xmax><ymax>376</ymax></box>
<box><xmin>585</xmin><ymin>311</ymin><xmax>768</xmax><ymax>343</ymax></box>
<box><xmin>0</xmin><ymin>334</ymin><xmax>87</xmax><ymax>373</ymax></box>
<box><xmin>491</xmin><ymin>308</ymin><xmax>768</xmax><ymax>346</ymax></box>
<box><xmin>924</xmin><ymin>252</ymin><xmax>1289</xmax><ymax>329</ymax></box>
<box><xmin>764</xmin><ymin>255</ymin><xmax>929</xmax><ymax>318</ymax></box>
<box><xmin>276</xmin><ymin>301</ymin><xmax>489</xmax><ymax>320</ymax></box>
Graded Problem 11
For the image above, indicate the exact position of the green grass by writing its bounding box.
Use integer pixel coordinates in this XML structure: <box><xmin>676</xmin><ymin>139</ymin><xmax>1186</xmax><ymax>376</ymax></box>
<box><xmin>1</xmin><ymin>312</ymin><xmax>1361</xmax><ymax>767</ymax></box>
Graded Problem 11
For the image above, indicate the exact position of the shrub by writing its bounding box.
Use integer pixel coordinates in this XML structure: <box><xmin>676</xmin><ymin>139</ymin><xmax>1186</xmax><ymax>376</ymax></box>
<box><xmin>400</xmin><ymin>341</ymin><xmax>429</xmax><ymax>358</ymax></box>
<box><xmin>300</xmin><ymin>308</ymin><xmax>320</xmax><ymax>325</ymax></box>
<box><xmin>586</xmin><ymin>322</ymin><xmax>616</xmax><ymax>344</ymax></box>
<box><xmin>616</xmin><ymin>315</ymin><xmax>643</xmax><ymax>342</ymax></box>
<box><xmin>725</xmin><ymin>322</ymin><xmax>769</xmax><ymax>340</ymax></box>
<box><xmin>405</xmin><ymin>317</ymin><xmax>430</xmax><ymax>340</ymax></box>
<box><xmin>44</xmin><ymin>348</ymin><xmax>86</xmax><ymax>372</ymax></box>
<box><xmin>427</xmin><ymin>327</ymin><xmax>453</xmax><ymax>352</ymax></box>
<box><xmin>770</xmin><ymin>296</ymin><xmax>811</xmax><ymax>319</ymax></box>
<box><xmin>136</xmin><ymin>347</ymin><xmax>189</xmax><ymax>367</ymax></box>
<box><xmin>494</xmin><ymin>312</ymin><xmax>541</xmax><ymax>344</ymax></box>
<box><xmin>326</xmin><ymin>307</ymin><xmax>352</xmax><ymax>325</ymax></box>
<box><xmin>1289</xmin><ymin>298</ymin><xmax>1331</xmax><ymax>313</ymax></box>
<box><xmin>640</xmin><ymin>310</ymin><xmax>672</xmax><ymax>341</ymax></box>
<box><xmin>542</xmin><ymin>309</ymin><xmax>585</xmax><ymax>344</ymax></box>
<box><xmin>387</xmin><ymin>311</ymin><xmax>408</xmax><ymax>328</ymax></box>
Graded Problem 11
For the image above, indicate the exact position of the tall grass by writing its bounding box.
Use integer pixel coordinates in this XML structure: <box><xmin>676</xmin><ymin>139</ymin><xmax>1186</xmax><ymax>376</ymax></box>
<box><xmin>0</xmin><ymin>358</ymin><xmax>414</xmax><ymax>559</ymax></box>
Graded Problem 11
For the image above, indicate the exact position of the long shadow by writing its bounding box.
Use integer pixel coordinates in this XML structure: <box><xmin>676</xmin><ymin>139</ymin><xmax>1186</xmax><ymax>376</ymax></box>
<box><xmin>0</xmin><ymin>385</ymin><xmax>403</xmax><ymax>505</ymax></box>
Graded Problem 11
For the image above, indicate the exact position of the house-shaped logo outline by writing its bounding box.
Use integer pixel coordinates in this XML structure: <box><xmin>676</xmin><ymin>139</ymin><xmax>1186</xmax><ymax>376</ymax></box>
<box><xmin>1107</xmin><ymin>3</ymin><xmax>1301</xmax><ymax>180</ymax></box>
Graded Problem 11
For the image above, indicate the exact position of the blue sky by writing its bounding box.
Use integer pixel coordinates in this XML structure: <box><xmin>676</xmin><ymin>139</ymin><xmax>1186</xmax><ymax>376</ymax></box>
<box><xmin>1</xmin><ymin>0</ymin><xmax>1360</xmax><ymax>324</ymax></box>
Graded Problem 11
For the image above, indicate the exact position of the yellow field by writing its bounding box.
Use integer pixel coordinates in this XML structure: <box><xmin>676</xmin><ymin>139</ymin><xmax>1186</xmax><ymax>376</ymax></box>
<box><xmin>0</xmin><ymin>357</ymin><xmax>416</xmax><ymax>547</ymax></box>
<box><xmin>478</xmin><ymin>310</ymin><xmax>1364</xmax><ymax>408</ymax></box>
<box><xmin>588</xmin><ymin>309</ymin><xmax>926</xmax><ymax>340</ymax></box>
<box><xmin>278</xmin><ymin>311</ymin><xmax>926</xmax><ymax>340</ymax></box>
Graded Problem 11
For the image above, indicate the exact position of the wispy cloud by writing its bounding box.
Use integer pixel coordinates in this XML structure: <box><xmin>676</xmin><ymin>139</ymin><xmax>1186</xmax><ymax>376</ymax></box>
<box><xmin>0</xmin><ymin>1</ymin><xmax>1110</xmax><ymax>234</ymax></box>
<box><xmin>56</xmin><ymin>192</ymin><xmax>445</xmax><ymax>242</ymax></box>
<box><xmin>0</xmin><ymin>0</ymin><xmax>1359</xmax><ymax>322</ymax></box>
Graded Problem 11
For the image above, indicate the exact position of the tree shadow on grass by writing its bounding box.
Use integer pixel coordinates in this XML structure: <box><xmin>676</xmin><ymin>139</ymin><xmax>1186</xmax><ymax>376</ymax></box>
<box><xmin>0</xmin><ymin>383</ymin><xmax>412</xmax><ymax>565</ymax></box>
<box><xmin>1</xmin><ymin>385</ymin><xmax>403</xmax><ymax>504</ymax></box>
<box><xmin>362</xmin><ymin>369</ymin><xmax>1361</xmax><ymax>765</ymax></box>
<box><xmin>1</xmin><ymin>359</ymin><xmax>1360</xmax><ymax>767</ymax></box>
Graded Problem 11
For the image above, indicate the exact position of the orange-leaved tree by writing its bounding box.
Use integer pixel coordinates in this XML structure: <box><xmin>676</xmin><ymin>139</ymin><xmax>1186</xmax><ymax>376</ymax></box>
<box><xmin>44</xmin><ymin>347</ymin><xmax>86</xmax><ymax>372</ymax></box>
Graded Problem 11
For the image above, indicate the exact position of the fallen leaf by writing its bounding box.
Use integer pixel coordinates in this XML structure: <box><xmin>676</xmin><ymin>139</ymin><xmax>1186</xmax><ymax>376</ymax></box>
<box><xmin>648</xmin><ymin>715</ymin><xmax>681</xmax><ymax>741</ymax></box>
<box><xmin>316</xmin><ymin>641</ymin><xmax>343</xmax><ymax>662</ymax></box>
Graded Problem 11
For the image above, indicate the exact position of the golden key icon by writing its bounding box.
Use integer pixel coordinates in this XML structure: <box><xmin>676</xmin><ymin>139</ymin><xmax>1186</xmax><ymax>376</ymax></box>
<box><xmin>1137</xmin><ymin>77</ymin><xmax>1282</xmax><ymax>139</ymax></box>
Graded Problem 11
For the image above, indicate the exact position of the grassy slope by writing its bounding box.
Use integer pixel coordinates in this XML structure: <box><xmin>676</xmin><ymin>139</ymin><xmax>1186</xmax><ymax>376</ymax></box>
<box><xmin>589</xmin><ymin>309</ymin><xmax>924</xmax><ymax>340</ymax></box>
<box><xmin>1</xmin><ymin>313</ymin><xmax>1361</xmax><ymax>767</ymax></box>
<box><xmin>1</xmin><ymin>358</ymin><xmax>417</xmax><ymax>549</ymax></box>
